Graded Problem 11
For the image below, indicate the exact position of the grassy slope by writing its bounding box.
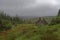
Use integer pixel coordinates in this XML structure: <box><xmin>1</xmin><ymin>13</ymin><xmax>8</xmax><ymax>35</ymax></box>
<box><xmin>0</xmin><ymin>24</ymin><xmax>60</xmax><ymax>40</ymax></box>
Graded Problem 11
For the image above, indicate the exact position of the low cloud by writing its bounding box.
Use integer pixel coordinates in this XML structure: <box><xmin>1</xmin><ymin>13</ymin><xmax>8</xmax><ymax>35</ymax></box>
<box><xmin>0</xmin><ymin>0</ymin><xmax>60</xmax><ymax>16</ymax></box>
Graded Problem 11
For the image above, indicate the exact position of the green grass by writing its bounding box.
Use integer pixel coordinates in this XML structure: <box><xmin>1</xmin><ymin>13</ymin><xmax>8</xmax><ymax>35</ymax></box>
<box><xmin>0</xmin><ymin>24</ymin><xmax>60</xmax><ymax>40</ymax></box>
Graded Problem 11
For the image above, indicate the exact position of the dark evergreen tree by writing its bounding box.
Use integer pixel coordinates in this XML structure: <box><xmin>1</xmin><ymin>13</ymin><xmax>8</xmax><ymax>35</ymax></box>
<box><xmin>49</xmin><ymin>9</ymin><xmax>60</xmax><ymax>25</ymax></box>
<box><xmin>58</xmin><ymin>9</ymin><xmax>60</xmax><ymax>16</ymax></box>
<box><xmin>0</xmin><ymin>10</ymin><xmax>24</xmax><ymax>31</ymax></box>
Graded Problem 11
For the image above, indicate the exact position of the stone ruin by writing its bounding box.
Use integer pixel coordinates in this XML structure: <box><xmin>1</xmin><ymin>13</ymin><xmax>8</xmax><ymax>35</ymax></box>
<box><xmin>35</xmin><ymin>17</ymin><xmax>48</xmax><ymax>25</ymax></box>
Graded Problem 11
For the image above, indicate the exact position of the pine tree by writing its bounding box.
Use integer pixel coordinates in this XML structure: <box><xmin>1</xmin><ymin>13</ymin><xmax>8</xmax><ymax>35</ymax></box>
<box><xmin>58</xmin><ymin>9</ymin><xmax>60</xmax><ymax>16</ymax></box>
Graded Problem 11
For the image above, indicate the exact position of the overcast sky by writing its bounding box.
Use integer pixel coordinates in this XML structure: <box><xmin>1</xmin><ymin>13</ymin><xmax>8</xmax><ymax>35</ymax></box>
<box><xmin>0</xmin><ymin>0</ymin><xmax>60</xmax><ymax>16</ymax></box>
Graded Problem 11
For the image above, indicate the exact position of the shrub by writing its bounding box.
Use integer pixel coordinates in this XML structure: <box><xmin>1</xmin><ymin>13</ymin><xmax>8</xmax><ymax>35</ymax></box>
<box><xmin>49</xmin><ymin>16</ymin><xmax>60</xmax><ymax>25</ymax></box>
<box><xmin>0</xmin><ymin>20</ymin><xmax>12</xmax><ymax>31</ymax></box>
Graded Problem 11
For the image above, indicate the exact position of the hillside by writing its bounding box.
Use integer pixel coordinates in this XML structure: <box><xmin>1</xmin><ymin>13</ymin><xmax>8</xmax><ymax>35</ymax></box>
<box><xmin>0</xmin><ymin>9</ymin><xmax>60</xmax><ymax>40</ymax></box>
<box><xmin>0</xmin><ymin>24</ymin><xmax>60</xmax><ymax>40</ymax></box>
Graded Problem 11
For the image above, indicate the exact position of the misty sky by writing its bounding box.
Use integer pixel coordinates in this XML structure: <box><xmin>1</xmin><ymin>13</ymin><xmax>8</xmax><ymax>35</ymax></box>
<box><xmin>0</xmin><ymin>0</ymin><xmax>60</xmax><ymax>16</ymax></box>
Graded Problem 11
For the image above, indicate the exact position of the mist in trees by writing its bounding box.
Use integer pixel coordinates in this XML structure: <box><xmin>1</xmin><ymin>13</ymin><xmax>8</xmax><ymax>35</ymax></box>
<box><xmin>0</xmin><ymin>11</ymin><xmax>24</xmax><ymax>31</ymax></box>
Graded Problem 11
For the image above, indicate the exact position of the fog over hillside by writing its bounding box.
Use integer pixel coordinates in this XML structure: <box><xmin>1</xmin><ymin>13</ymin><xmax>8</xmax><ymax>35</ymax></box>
<box><xmin>0</xmin><ymin>0</ymin><xmax>60</xmax><ymax>16</ymax></box>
